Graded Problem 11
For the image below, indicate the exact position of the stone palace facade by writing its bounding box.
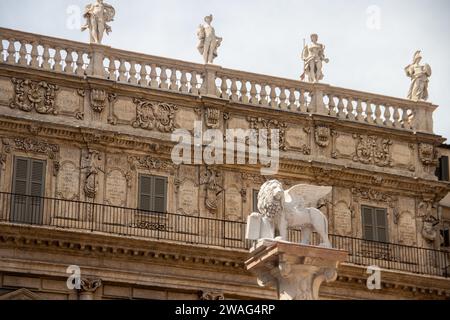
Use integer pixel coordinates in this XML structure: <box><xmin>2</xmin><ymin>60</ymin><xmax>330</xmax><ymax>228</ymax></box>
<box><xmin>0</xmin><ymin>27</ymin><xmax>449</xmax><ymax>300</ymax></box>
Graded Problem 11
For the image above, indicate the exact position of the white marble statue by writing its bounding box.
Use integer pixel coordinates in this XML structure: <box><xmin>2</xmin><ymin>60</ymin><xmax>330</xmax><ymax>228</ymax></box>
<box><xmin>301</xmin><ymin>34</ymin><xmax>329</xmax><ymax>83</ymax></box>
<box><xmin>197</xmin><ymin>15</ymin><xmax>223</xmax><ymax>64</ymax></box>
<box><xmin>246</xmin><ymin>180</ymin><xmax>332</xmax><ymax>247</ymax></box>
<box><xmin>405</xmin><ymin>51</ymin><xmax>432</xmax><ymax>101</ymax></box>
<box><xmin>81</xmin><ymin>0</ymin><xmax>116</xmax><ymax>44</ymax></box>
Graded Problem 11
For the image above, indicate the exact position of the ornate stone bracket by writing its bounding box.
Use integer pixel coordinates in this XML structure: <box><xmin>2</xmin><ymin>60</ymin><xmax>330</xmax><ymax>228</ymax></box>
<box><xmin>245</xmin><ymin>240</ymin><xmax>347</xmax><ymax>300</ymax></box>
<box><xmin>315</xmin><ymin>125</ymin><xmax>331</xmax><ymax>148</ymax></box>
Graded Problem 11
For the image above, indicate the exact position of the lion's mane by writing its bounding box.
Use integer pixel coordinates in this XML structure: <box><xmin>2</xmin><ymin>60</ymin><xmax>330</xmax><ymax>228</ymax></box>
<box><xmin>257</xmin><ymin>180</ymin><xmax>284</xmax><ymax>219</ymax></box>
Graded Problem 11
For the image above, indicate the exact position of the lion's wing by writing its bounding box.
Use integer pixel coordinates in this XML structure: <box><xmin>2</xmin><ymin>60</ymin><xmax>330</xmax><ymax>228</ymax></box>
<box><xmin>285</xmin><ymin>184</ymin><xmax>332</xmax><ymax>209</ymax></box>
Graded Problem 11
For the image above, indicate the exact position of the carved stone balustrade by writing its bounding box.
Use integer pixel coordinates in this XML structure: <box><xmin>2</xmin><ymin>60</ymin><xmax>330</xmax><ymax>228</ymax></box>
<box><xmin>0</xmin><ymin>27</ymin><xmax>437</xmax><ymax>134</ymax></box>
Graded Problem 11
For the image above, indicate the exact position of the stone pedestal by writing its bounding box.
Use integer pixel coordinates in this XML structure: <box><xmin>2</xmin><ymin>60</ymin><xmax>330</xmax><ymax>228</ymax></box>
<box><xmin>245</xmin><ymin>240</ymin><xmax>347</xmax><ymax>300</ymax></box>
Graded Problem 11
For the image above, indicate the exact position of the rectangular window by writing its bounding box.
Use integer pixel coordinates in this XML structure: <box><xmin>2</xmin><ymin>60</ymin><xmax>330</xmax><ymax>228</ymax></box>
<box><xmin>11</xmin><ymin>157</ymin><xmax>46</xmax><ymax>224</ymax></box>
<box><xmin>138</xmin><ymin>174</ymin><xmax>167</xmax><ymax>213</ymax></box>
<box><xmin>441</xmin><ymin>228</ymin><xmax>450</xmax><ymax>248</ymax></box>
<box><xmin>252</xmin><ymin>189</ymin><xmax>259</xmax><ymax>213</ymax></box>
<box><xmin>436</xmin><ymin>156</ymin><xmax>449</xmax><ymax>182</ymax></box>
<box><xmin>361</xmin><ymin>205</ymin><xmax>389</xmax><ymax>242</ymax></box>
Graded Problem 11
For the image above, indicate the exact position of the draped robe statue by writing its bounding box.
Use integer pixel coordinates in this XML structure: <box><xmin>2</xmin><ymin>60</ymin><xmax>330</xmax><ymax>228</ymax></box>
<box><xmin>301</xmin><ymin>34</ymin><xmax>329</xmax><ymax>83</ymax></box>
<box><xmin>197</xmin><ymin>15</ymin><xmax>223</xmax><ymax>64</ymax></box>
<box><xmin>81</xmin><ymin>0</ymin><xmax>115</xmax><ymax>44</ymax></box>
<box><xmin>405</xmin><ymin>51</ymin><xmax>432</xmax><ymax>101</ymax></box>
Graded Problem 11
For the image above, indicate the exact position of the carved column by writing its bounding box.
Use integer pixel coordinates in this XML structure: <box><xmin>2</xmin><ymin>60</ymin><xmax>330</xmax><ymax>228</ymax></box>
<box><xmin>78</xmin><ymin>278</ymin><xmax>102</xmax><ymax>300</ymax></box>
<box><xmin>245</xmin><ymin>240</ymin><xmax>347</xmax><ymax>300</ymax></box>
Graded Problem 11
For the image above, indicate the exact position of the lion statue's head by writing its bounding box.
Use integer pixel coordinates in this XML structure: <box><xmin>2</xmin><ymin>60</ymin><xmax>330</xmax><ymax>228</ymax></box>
<box><xmin>257</xmin><ymin>180</ymin><xmax>285</xmax><ymax>219</ymax></box>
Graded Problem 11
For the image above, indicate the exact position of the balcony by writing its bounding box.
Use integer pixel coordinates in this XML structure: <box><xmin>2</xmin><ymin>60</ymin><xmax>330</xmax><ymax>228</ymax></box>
<box><xmin>0</xmin><ymin>27</ymin><xmax>436</xmax><ymax>134</ymax></box>
<box><xmin>0</xmin><ymin>192</ymin><xmax>448</xmax><ymax>278</ymax></box>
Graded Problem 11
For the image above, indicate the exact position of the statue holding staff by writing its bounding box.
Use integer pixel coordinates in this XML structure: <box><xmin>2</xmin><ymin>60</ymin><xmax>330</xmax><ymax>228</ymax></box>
<box><xmin>301</xmin><ymin>34</ymin><xmax>329</xmax><ymax>83</ymax></box>
<box><xmin>197</xmin><ymin>15</ymin><xmax>223</xmax><ymax>64</ymax></box>
<box><xmin>405</xmin><ymin>50</ymin><xmax>432</xmax><ymax>101</ymax></box>
<box><xmin>81</xmin><ymin>0</ymin><xmax>116</xmax><ymax>44</ymax></box>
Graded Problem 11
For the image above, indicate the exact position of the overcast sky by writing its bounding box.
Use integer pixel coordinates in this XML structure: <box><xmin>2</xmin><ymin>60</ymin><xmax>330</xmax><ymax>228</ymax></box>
<box><xmin>1</xmin><ymin>0</ymin><xmax>449</xmax><ymax>140</ymax></box>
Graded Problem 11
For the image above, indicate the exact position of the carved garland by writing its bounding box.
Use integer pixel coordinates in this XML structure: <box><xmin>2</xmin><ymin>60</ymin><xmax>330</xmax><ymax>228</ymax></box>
<box><xmin>128</xmin><ymin>155</ymin><xmax>178</xmax><ymax>174</ymax></box>
<box><xmin>10</xmin><ymin>78</ymin><xmax>59</xmax><ymax>115</ymax></box>
<box><xmin>132</xmin><ymin>98</ymin><xmax>178</xmax><ymax>133</ymax></box>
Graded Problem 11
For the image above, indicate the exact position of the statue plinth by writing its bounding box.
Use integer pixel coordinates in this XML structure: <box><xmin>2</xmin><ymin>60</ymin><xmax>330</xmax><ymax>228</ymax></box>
<box><xmin>245</xmin><ymin>240</ymin><xmax>347</xmax><ymax>300</ymax></box>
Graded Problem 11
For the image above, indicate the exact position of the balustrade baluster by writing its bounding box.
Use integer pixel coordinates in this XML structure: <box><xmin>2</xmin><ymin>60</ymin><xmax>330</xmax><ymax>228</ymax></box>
<box><xmin>139</xmin><ymin>63</ymin><xmax>147</xmax><ymax>87</ymax></box>
<box><xmin>384</xmin><ymin>105</ymin><xmax>393</xmax><ymax>127</ymax></box>
<box><xmin>337</xmin><ymin>97</ymin><xmax>345</xmax><ymax>119</ymax></box>
<box><xmin>65</xmin><ymin>49</ymin><xmax>74</xmax><ymax>74</ymax></box>
<box><xmin>18</xmin><ymin>40</ymin><xmax>28</xmax><ymax>66</ymax></box>
<box><xmin>180</xmin><ymin>71</ymin><xmax>188</xmax><ymax>93</ymax></box>
<box><xmin>393</xmin><ymin>106</ymin><xmax>400</xmax><ymax>128</ymax></box>
<box><xmin>30</xmin><ymin>42</ymin><xmax>39</xmax><ymax>68</ymax></box>
<box><xmin>149</xmin><ymin>64</ymin><xmax>158</xmax><ymax>88</ymax></box>
<box><xmin>299</xmin><ymin>89</ymin><xmax>307</xmax><ymax>113</ymax></box>
<box><xmin>0</xmin><ymin>39</ymin><xmax>5</xmax><ymax>62</ymax></box>
<box><xmin>328</xmin><ymin>95</ymin><xmax>336</xmax><ymax>116</ymax></box>
<box><xmin>366</xmin><ymin>102</ymin><xmax>374</xmax><ymax>124</ymax></box>
<box><xmin>356</xmin><ymin>99</ymin><xmax>364</xmax><ymax>122</ymax></box>
<box><xmin>7</xmin><ymin>39</ymin><xmax>16</xmax><ymax>64</ymax></box>
<box><xmin>288</xmin><ymin>88</ymin><xmax>296</xmax><ymax>111</ymax></box>
<box><xmin>108</xmin><ymin>57</ymin><xmax>116</xmax><ymax>80</ymax></box>
<box><xmin>220</xmin><ymin>76</ymin><xmax>228</xmax><ymax>99</ymax></box>
<box><xmin>76</xmin><ymin>51</ymin><xmax>85</xmax><ymax>76</ymax></box>
<box><xmin>250</xmin><ymin>82</ymin><xmax>258</xmax><ymax>104</ymax></box>
<box><xmin>401</xmin><ymin>107</ymin><xmax>411</xmax><ymax>129</ymax></box>
<box><xmin>190</xmin><ymin>71</ymin><xmax>199</xmax><ymax>95</ymax></box>
<box><xmin>269</xmin><ymin>85</ymin><xmax>277</xmax><ymax>108</ymax></box>
<box><xmin>169</xmin><ymin>68</ymin><xmax>178</xmax><ymax>91</ymax></box>
<box><xmin>118</xmin><ymin>59</ymin><xmax>126</xmax><ymax>82</ymax></box>
<box><xmin>230</xmin><ymin>79</ymin><xmax>238</xmax><ymax>101</ymax></box>
<box><xmin>53</xmin><ymin>47</ymin><xmax>63</xmax><ymax>72</ymax></box>
<box><xmin>240</xmin><ymin>81</ymin><xmax>249</xmax><ymax>104</ymax></box>
<box><xmin>375</xmin><ymin>104</ymin><xmax>383</xmax><ymax>125</ymax></box>
<box><xmin>279</xmin><ymin>88</ymin><xmax>287</xmax><ymax>109</ymax></box>
<box><xmin>260</xmin><ymin>84</ymin><xmax>268</xmax><ymax>106</ymax></box>
<box><xmin>129</xmin><ymin>61</ymin><xmax>138</xmax><ymax>84</ymax></box>
<box><xmin>160</xmin><ymin>66</ymin><xmax>169</xmax><ymax>90</ymax></box>
<box><xmin>41</xmin><ymin>45</ymin><xmax>50</xmax><ymax>70</ymax></box>
<box><xmin>345</xmin><ymin>98</ymin><xmax>355</xmax><ymax>120</ymax></box>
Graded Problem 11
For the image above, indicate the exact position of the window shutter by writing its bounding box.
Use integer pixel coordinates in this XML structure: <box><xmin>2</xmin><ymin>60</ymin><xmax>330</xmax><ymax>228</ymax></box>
<box><xmin>253</xmin><ymin>190</ymin><xmax>259</xmax><ymax>213</ymax></box>
<box><xmin>13</xmin><ymin>158</ymin><xmax>29</xmax><ymax>195</ymax></box>
<box><xmin>441</xmin><ymin>156</ymin><xmax>449</xmax><ymax>182</ymax></box>
<box><xmin>362</xmin><ymin>206</ymin><xmax>375</xmax><ymax>241</ymax></box>
<box><xmin>375</xmin><ymin>208</ymin><xmax>388</xmax><ymax>242</ymax></box>
<box><xmin>153</xmin><ymin>176</ymin><xmax>167</xmax><ymax>213</ymax></box>
<box><xmin>139</xmin><ymin>175</ymin><xmax>152</xmax><ymax>212</ymax></box>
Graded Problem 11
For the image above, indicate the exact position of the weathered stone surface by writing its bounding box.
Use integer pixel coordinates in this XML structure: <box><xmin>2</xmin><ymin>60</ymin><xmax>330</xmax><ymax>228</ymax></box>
<box><xmin>175</xmin><ymin>108</ymin><xmax>198</xmax><ymax>131</ymax></box>
<box><xmin>56</xmin><ymin>89</ymin><xmax>82</xmax><ymax>114</ymax></box>
<box><xmin>105</xmin><ymin>169</ymin><xmax>128</xmax><ymax>207</ymax></box>
<box><xmin>0</xmin><ymin>77</ymin><xmax>14</xmax><ymax>104</ymax></box>
<box><xmin>113</xmin><ymin>97</ymin><xmax>136</xmax><ymax>122</ymax></box>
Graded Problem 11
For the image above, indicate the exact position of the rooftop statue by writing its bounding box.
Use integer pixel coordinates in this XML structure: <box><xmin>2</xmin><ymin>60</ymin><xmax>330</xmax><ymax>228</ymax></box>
<box><xmin>246</xmin><ymin>180</ymin><xmax>332</xmax><ymax>248</ymax></box>
<box><xmin>81</xmin><ymin>0</ymin><xmax>116</xmax><ymax>44</ymax></box>
<box><xmin>405</xmin><ymin>50</ymin><xmax>432</xmax><ymax>102</ymax></box>
<box><xmin>301</xmin><ymin>34</ymin><xmax>329</xmax><ymax>83</ymax></box>
<box><xmin>197</xmin><ymin>15</ymin><xmax>223</xmax><ymax>64</ymax></box>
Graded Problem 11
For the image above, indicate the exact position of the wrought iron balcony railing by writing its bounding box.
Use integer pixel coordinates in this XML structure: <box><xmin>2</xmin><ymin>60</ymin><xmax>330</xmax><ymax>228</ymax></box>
<box><xmin>0</xmin><ymin>192</ymin><xmax>448</xmax><ymax>278</ymax></box>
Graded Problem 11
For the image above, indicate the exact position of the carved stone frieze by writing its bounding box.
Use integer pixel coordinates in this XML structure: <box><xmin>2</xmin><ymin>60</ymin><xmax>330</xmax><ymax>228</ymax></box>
<box><xmin>353</xmin><ymin>134</ymin><xmax>392</xmax><ymax>167</ymax></box>
<box><xmin>132</xmin><ymin>98</ymin><xmax>178</xmax><ymax>133</ymax></box>
<box><xmin>10</xmin><ymin>78</ymin><xmax>59</xmax><ymax>115</ymax></box>
<box><xmin>352</xmin><ymin>187</ymin><xmax>400</xmax><ymax>223</ymax></box>
<box><xmin>200</xmin><ymin>291</ymin><xmax>225</xmax><ymax>300</ymax></box>
<box><xmin>128</xmin><ymin>155</ymin><xmax>177</xmax><ymax>173</ymax></box>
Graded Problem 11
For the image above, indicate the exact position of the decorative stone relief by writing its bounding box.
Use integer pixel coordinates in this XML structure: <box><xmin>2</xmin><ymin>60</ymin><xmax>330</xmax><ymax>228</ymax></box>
<box><xmin>398</xmin><ymin>212</ymin><xmax>417</xmax><ymax>246</ymax></box>
<box><xmin>225</xmin><ymin>186</ymin><xmax>242</xmax><ymax>221</ymax></box>
<box><xmin>285</xmin><ymin>127</ymin><xmax>311</xmax><ymax>155</ymax></box>
<box><xmin>205</xmin><ymin>107</ymin><xmax>221</xmax><ymax>129</ymax></box>
<box><xmin>177</xmin><ymin>179</ymin><xmax>199</xmax><ymax>216</ymax></box>
<box><xmin>81</xmin><ymin>150</ymin><xmax>104</xmax><ymax>200</ymax></box>
<box><xmin>333</xmin><ymin>201</ymin><xmax>353</xmax><ymax>236</ymax></box>
<box><xmin>315</xmin><ymin>125</ymin><xmax>331</xmax><ymax>147</ymax></box>
<box><xmin>418</xmin><ymin>143</ymin><xmax>439</xmax><ymax>166</ymax></box>
<box><xmin>89</xmin><ymin>89</ymin><xmax>107</xmax><ymax>113</ymax></box>
<box><xmin>128</xmin><ymin>155</ymin><xmax>177</xmax><ymax>174</ymax></box>
<box><xmin>352</xmin><ymin>187</ymin><xmax>399</xmax><ymax>222</ymax></box>
<box><xmin>421</xmin><ymin>215</ymin><xmax>439</xmax><ymax>243</ymax></box>
<box><xmin>353</xmin><ymin>134</ymin><xmax>392</xmax><ymax>167</ymax></box>
<box><xmin>105</xmin><ymin>169</ymin><xmax>129</xmax><ymax>207</ymax></box>
<box><xmin>78</xmin><ymin>278</ymin><xmax>102</xmax><ymax>300</ymax></box>
<box><xmin>200</xmin><ymin>166</ymin><xmax>223</xmax><ymax>214</ymax></box>
<box><xmin>132</xmin><ymin>98</ymin><xmax>178</xmax><ymax>133</ymax></box>
<box><xmin>11</xmin><ymin>137</ymin><xmax>60</xmax><ymax>176</ymax></box>
<box><xmin>247</xmin><ymin>117</ymin><xmax>287</xmax><ymax>151</ymax></box>
<box><xmin>10</xmin><ymin>78</ymin><xmax>59</xmax><ymax>115</ymax></box>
